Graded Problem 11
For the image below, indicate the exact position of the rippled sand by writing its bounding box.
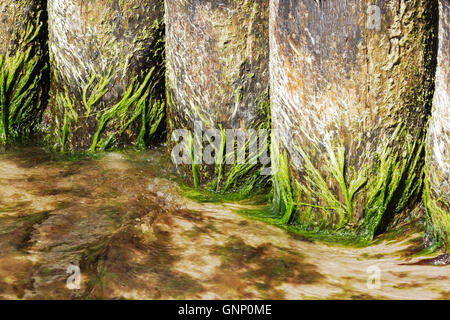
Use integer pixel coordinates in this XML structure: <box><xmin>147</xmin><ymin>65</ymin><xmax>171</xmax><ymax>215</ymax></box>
<box><xmin>0</xmin><ymin>147</ymin><xmax>448</xmax><ymax>300</ymax></box>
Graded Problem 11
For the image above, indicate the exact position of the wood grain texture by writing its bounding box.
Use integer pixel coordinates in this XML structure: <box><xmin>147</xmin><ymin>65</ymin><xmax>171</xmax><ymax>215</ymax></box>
<box><xmin>45</xmin><ymin>0</ymin><xmax>164</xmax><ymax>151</ymax></box>
<box><xmin>166</xmin><ymin>0</ymin><xmax>270</xmax><ymax>190</ymax></box>
<box><xmin>270</xmin><ymin>0</ymin><xmax>438</xmax><ymax>239</ymax></box>
<box><xmin>0</xmin><ymin>0</ymin><xmax>47</xmax><ymax>143</ymax></box>
<box><xmin>0</xmin><ymin>0</ymin><xmax>41</xmax><ymax>56</ymax></box>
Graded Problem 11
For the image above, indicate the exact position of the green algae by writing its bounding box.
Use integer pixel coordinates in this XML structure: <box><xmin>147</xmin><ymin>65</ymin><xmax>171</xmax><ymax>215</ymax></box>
<box><xmin>48</xmin><ymin>67</ymin><xmax>164</xmax><ymax>153</ymax></box>
<box><xmin>265</xmin><ymin>0</ymin><xmax>439</xmax><ymax>249</ymax></box>
<box><xmin>179</xmin><ymin>113</ymin><xmax>431</xmax><ymax>248</ymax></box>
<box><xmin>251</xmin><ymin>123</ymin><xmax>428</xmax><ymax>245</ymax></box>
<box><xmin>46</xmin><ymin>0</ymin><xmax>165</xmax><ymax>153</ymax></box>
<box><xmin>173</xmin><ymin>97</ymin><xmax>272</xmax><ymax>202</ymax></box>
<box><xmin>1</xmin><ymin>146</ymin><xmax>448</xmax><ymax>299</ymax></box>
<box><xmin>0</xmin><ymin>14</ymin><xmax>46</xmax><ymax>145</ymax></box>
<box><xmin>165</xmin><ymin>0</ymin><xmax>269</xmax><ymax>197</ymax></box>
<box><xmin>424</xmin><ymin>177</ymin><xmax>449</xmax><ymax>253</ymax></box>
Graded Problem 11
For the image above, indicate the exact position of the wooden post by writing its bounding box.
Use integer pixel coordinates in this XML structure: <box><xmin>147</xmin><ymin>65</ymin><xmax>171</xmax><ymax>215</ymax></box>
<box><xmin>0</xmin><ymin>0</ymin><xmax>47</xmax><ymax>144</ymax></box>
<box><xmin>45</xmin><ymin>0</ymin><xmax>165</xmax><ymax>151</ymax></box>
<box><xmin>425</xmin><ymin>0</ymin><xmax>449</xmax><ymax>252</ymax></box>
<box><xmin>270</xmin><ymin>0</ymin><xmax>438</xmax><ymax>241</ymax></box>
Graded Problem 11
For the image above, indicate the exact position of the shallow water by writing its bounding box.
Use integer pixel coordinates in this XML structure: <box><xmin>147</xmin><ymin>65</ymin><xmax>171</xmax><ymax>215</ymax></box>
<box><xmin>0</xmin><ymin>147</ymin><xmax>448</xmax><ymax>300</ymax></box>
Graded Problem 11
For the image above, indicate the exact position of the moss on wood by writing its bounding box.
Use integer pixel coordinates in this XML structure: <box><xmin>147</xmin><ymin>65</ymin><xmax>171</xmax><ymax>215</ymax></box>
<box><xmin>0</xmin><ymin>1</ymin><xmax>47</xmax><ymax>144</ymax></box>
<box><xmin>166</xmin><ymin>0</ymin><xmax>270</xmax><ymax>196</ymax></box>
<box><xmin>270</xmin><ymin>0</ymin><xmax>438</xmax><ymax>243</ymax></box>
<box><xmin>424</xmin><ymin>0</ymin><xmax>450</xmax><ymax>252</ymax></box>
<box><xmin>45</xmin><ymin>0</ymin><xmax>165</xmax><ymax>152</ymax></box>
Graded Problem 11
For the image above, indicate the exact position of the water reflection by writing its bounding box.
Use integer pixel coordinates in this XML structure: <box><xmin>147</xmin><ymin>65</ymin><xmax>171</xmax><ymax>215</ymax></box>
<box><xmin>0</xmin><ymin>147</ymin><xmax>448</xmax><ymax>300</ymax></box>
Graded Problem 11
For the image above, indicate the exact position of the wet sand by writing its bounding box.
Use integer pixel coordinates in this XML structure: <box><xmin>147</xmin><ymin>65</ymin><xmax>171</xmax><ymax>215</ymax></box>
<box><xmin>0</xmin><ymin>147</ymin><xmax>448</xmax><ymax>300</ymax></box>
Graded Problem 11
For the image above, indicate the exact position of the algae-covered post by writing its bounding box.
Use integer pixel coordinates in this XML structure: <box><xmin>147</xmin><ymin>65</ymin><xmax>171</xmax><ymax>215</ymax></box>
<box><xmin>0</xmin><ymin>0</ymin><xmax>47</xmax><ymax>144</ymax></box>
<box><xmin>166</xmin><ymin>0</ymin><xmax>270</xmax><ymax>195</ymax></box>
<box><xmin>270</xmin><ymin>0</ymin><xmax>437</xmax><ymax>242</ymax></box>
<box><xmin>425</xmin><ymin>0</ymin><xmax>449</xmax><ymax>252</ymax></box>
<box><xmin>45</xmin><ymin>0</ymin><xmax>165</xmax><ymax>152</ymax></box>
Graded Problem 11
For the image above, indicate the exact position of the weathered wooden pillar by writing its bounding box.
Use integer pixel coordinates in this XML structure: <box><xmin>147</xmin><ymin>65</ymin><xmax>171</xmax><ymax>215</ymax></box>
<box><xmin>45</xmin><ymin>0</ymin><xmax>165</xmax><ymax>152</ymax></box>
<box><xmin>166</xmin><ymin>0</ymin><xmax>270</xmax><ymax>195</ymax></box>
<box><xmin>425</xmin><ymin>0</ymin><xmax>449</xmax><ymax>252</ymax></box>
<box><xmin>0</xmin><ymin>0</ymin><xmax>47</xmax><ymax>144</ymax></box>
<box><xmin>270</xmin><ymin>0</ymin><xmax>437</xmax><ymax>241</ymax></box>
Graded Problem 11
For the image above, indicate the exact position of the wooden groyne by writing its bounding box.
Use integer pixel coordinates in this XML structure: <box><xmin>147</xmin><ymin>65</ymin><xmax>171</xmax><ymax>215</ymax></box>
<box><xmin>44</xmin><ymin>0</ymin><xmax>165</xmax><ymax>152</ymax></box>
<box><xmin>0</xmin><ymin>0</ymin><xmax>47</xmax><ymax>144</ymax></box>
<box><xmin>269</xmin><ymin>0</ymin><xmax>438</xmax><ymax>241</ymax></box>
